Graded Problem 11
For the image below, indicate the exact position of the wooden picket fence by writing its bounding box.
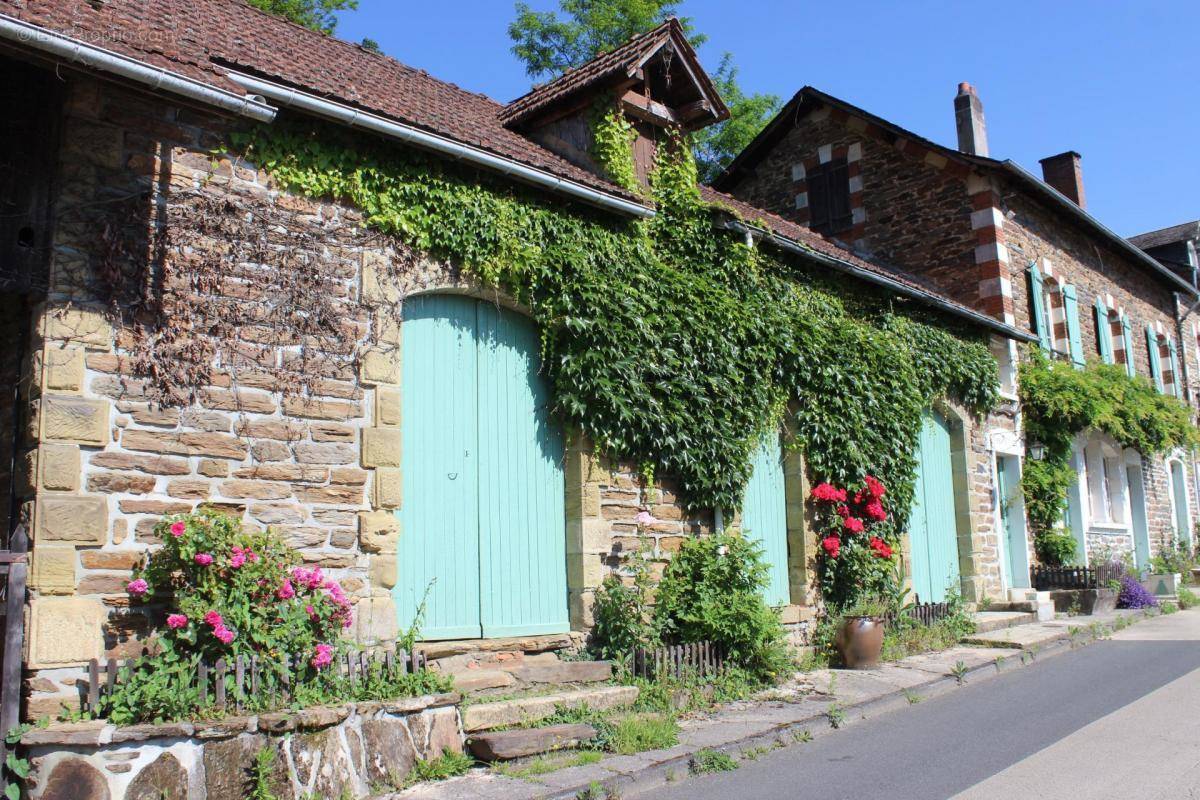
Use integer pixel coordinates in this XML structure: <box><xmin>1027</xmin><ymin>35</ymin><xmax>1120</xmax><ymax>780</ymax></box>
<box><xmin>629</xmin><ymin>641</ymin><xmax>726</xmax><ymax>681</ymax></box>
<box><xmin>1031</xmin><ymin>562</ymin><xmax>1121</xmax><ymax>591</ymax></box>
<box><xmin>884</xmin><ymin>598</ymin><xmax>953</xmax><ymax>628</ymax></box>
<box><xmin>85</xmin><ymin>647</ymin><xmax>428</xmax><ymax>715</ymax></box>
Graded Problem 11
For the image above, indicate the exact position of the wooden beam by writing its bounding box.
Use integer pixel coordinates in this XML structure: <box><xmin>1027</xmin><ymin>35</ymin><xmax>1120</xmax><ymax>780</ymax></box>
<box><xmin>620</xmin><ymin>89</ymin><xmax>682</xmax><ymax>127</ymax></box>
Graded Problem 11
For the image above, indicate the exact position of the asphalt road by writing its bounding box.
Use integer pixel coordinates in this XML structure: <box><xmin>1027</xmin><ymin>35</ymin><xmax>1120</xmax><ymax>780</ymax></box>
<box><xmin>643</xmin><ymin>610</ymin><xmax>1200</xmax><ymax>800</ymax></box>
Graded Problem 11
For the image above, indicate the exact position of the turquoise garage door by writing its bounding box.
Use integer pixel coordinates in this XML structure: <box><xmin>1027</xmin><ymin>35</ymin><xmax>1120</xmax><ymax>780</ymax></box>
<box><xmin>742</xmin><ymin>434</ymin><xmax>791</xmax><ymax>607</ymax></box>
<box><xmin>396</xmin><ymin>294</ymin><xmax>569</xmax><ymax>640</ymax></box>
<box><xmin>908</xmin><ymin>410</ymin><xmax>961</xmax><ymax>603</ymax></box>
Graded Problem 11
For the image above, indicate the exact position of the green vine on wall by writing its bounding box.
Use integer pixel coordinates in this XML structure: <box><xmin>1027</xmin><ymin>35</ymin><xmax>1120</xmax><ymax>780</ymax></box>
<box><xmin>591</xmin><ymin>103</ymin><xmax>641</xmax><ymax>194</ymax></box>
<box><xmin>1019</xmin><ymin>350</ymin><xmax>1197</xmax><ymax>554</ymax></box>
<box><xmin>239</xmin><ymin>118</ymin><xmax>998</xmax><ymax>518</ymax></box>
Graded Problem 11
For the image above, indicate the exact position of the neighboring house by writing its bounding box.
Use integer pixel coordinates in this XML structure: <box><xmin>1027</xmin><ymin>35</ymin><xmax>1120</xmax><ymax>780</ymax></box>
<box><xmin>0</xmin><ymin>4</ymin><xmax>1031</xmax><ymax>719</ymax></box>
<box><xmin>715</xmin><ymin>82</ymin><xmax>1200</xmax><ymax>577</ymax></box>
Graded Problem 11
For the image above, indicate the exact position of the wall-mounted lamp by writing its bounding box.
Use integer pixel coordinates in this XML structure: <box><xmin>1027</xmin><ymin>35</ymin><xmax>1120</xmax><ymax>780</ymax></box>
<box><xmin>1028</xmin><ymin>443</ymin><xmax>1046</xmax><ymax>461</ymax></box>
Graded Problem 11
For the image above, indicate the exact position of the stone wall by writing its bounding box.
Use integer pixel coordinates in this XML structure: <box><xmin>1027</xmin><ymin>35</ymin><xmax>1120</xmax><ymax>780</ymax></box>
<box><xmin>22</xmin><ymin>692</ymin><xmax>461</xmax><ymax>800</ymax></box>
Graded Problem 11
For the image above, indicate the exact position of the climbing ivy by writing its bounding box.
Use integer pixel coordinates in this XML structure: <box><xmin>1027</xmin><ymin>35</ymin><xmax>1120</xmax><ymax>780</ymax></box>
<box><xmin>591</xmin><ymin>103</ymin><xmax>641</xmax><ymax>194</ymax></box>
<box><xmin>1019</xmin><ymin>350</ymin><xmax>1197</xmax><ymax>539</ymax></box>
<box><xmin>239</xmin><ymin>118</ymin><xmax>999</xmax><ymax>519</ymax></box>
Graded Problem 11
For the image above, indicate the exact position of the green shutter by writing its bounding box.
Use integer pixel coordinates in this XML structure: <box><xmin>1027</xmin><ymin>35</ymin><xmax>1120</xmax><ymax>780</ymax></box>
<box><xmin>1027</xmin><ymin>264</ymin><xmax>1051</xmax><ymax>352</ymax></box>
<box><xmin>1094</xmin><ymin>298</ymin><xmax>1113</xmax><ymax>364</ymax></box>
<box><xmin>1168</xmin><ymin>338</ymin><xmax>1182</xmax><ymax>399</ymax></box>
<box><xmin>1063</xmin><ymin>284</ymin><xmax>1085</xmax><ymax>367</ymax></box>
<box><xmin>742</xmin><ymin>435</ymin><xmax>791</xmax><ymax>607</ymax></box>
<box><xmin>1121</xmin><ymin>316</ymin><xmax>1135</xmax><ymax>377</ymax></box>
<box><xmin>908</xmin><ymin>410</ymin><xmax>961</xmax><ymax>603</ymax></box>
<box><xmin>1146</xmin><ymin>325</ymin><xmax>1164</xmax><ymax>392</ymax></box>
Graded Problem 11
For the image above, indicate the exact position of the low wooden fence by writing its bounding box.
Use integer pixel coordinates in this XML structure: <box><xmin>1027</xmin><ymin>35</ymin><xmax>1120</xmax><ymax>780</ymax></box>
<box><xmin>1031</xmin><ymin>562</ymin><xmax>1121</xmax><ymax>591</ymax></box>
<box><xmin>629</xmin><ymin>642</ymin><xmax>726</xmax><ymax>681</ymax></box>
<box><xmin>84</xmin><ymin>647</ymin><xmax>429</xmax><ymax>715</ymax></box>
<box><xmin>1</xmin><ymin>524</ymin><xmax>28</xmax><ymax>773</ymax></box>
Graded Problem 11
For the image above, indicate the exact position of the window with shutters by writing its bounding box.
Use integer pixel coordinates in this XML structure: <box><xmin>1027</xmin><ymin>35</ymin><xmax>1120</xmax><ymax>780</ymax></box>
<box><xmin>806</xmin><ymin>157</ymin><xmax>852</xmax><ymax>235</ymax></box>
<box><xmin>1094</xmin><ymin>298</ymin><xmax>1114</xmax><ymax>365</ymax></box>
<box><xmin>1146</xmin><ymin>325</ymin><xmax>1165</xmax><ymax>393</ymax></box>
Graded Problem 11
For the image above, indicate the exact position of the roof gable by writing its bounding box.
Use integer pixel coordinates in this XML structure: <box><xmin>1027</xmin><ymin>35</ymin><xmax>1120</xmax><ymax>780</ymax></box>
<box><xmin>499</xmin><ymin>18</ymin><xmax>728</xmax><ymax>132</ymax></box>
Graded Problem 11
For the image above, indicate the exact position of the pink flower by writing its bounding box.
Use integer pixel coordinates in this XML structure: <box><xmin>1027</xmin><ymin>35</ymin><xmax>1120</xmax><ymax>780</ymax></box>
<box><xmin>311</xmin><ymin>643</ymin><xmax>334</xmax><ymax>669</ymax></box>
<box><xmin>277</xmin><ymin>579</ymin><xmax>295</xmax><ymax>600</ymax></box>
<box><xmin>229</xmin><ymin>547</ymin><xmax>247</xmax><ymax>569</ymax></box>
<box><xmin>634</xmin><ymin>511</ymin><xmax>657</xmax><ymax>526</ymax></box>
<box><xmin>166</xmin><ymin>614</ymin><xmax>188</xmax><ymax>629</ymax></box>
<box><xmin>126</xmin><ymin>578</ymin><xmax>149</xmax><ymax>596</ymax></box>
<box><xmin>169</xmin><ymin>521</ymin><xmax>186</xmax><ymax>538</ymax></box>
<box><xmin>213</xmin><ymin>625</ymin><xmax>235</xmax><ymax>644</ymax></box>
<box><xmin>305</xmin><ymin>604</ymin><xmax>316</xmax><ymax>618</ymax></box>
<box><xmin>194</xmin><ymin>553</ymin><xmax>213</xmax><ymax>566</ymax></box>
<box><xmin>203</xmin><ymin>611</ymin><xmax>223</xmax><ymax>627</ymax></box>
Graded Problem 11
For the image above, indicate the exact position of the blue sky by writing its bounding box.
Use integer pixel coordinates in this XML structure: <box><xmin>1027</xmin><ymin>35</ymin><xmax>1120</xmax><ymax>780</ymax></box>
<box><xmin>334</xmin><ymin>1</ymin><xmax>1198</xmax><ymax>237</ymax></box>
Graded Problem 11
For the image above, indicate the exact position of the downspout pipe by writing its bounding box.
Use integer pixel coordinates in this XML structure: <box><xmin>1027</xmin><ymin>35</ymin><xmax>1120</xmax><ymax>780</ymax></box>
<box><xmin>1174</xmin><ymin>292</ymin><xmax>1195</xmax><ymax>407</ymax></box>
<box><xmin>725</xmin><ymin>220</ymin><xmax>1038</xmax><ymax>344</ymax></box>
<box><xmin>0</xmin><ymin>14</ymin><xmax>277</xmax><ymax>122</ymax></box>
<box><xmin>225</xmin><ymin>71</ymin><xmax>656</xmax><ymax>220</ymax></box>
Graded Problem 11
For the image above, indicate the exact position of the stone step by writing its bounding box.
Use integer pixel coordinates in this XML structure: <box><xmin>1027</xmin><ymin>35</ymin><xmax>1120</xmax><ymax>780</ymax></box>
<box><xmin>462</xmin><ymin>685</ymin><xmax>639</xmax><ymax>732</ymax></box>
<box><xmin>452</xmin><ymin>670</ymin><xmax>517</xmax><ymax>693</ymax></box>
<box><xmin>502</xmin><ymin>660</ymin><xmax>612</xmax><ymax>685</ymax></box>
<box><xmin>972</xmin><ymin>610</ymin><xmax>1037</xmax><ymax>633</ymax></box>
<box><xmin>467</xmin><ymin>723</ymin><xmax>597</xmax><ymax>761</ymax></box>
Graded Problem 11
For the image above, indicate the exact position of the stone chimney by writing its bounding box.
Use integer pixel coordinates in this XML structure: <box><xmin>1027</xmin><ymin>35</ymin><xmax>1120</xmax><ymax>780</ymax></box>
<box><xmin>1038</xmin><ymin>151</ymin><xmax>1086</xmax><ymax>208</ymax></box>
<box><xmin>954</xmin><ymin>82</ymin><xmax>988</xmax><ymax>157</ymax></box>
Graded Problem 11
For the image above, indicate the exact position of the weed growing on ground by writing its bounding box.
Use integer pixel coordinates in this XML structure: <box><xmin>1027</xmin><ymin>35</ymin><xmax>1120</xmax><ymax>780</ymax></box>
<box><xmin>740</xmin><ymin>745</ymin><xmax>770</xmax><ymax>761</ymax></box>
<box><xmin>1178</xmin><ymin>588</ymin><xmax>1198</xmax><ymax>610</ymax></box>
<box><xmin>792</xmin><ymin>729</ymin><xmax>813</xmax><ymax>743</ymax></box>
<box><xmin>405</xmin><ymin>750</ymin><xmax>473</xmax><ymax>786</ymax></box>
<box><xmin>575</xmin><ymin>781</ymin><xmax>619</xmax><ymax>800</ymax></box>
<box><xmin>610</xmin><ymin>713</ymin><xmax>679</xmax><ymax>755</ymax></box>
<box><xmin>691</xmin><ymin>749</ymin><xmax>738</xmax><ymax>774</ymax></box>
<box><xmin>826</xmin><ymin>703</ymin><xmax>845</xmax><ymax>729</ymax></box>
<box><xmin>1161</xmin><ymin>601</ymin><xmax>1179</xmax><ymax>615</ymax></box>
<box><xmin>250</xmin><ymin>746</ymin><xmax>279</xmax><ymax>800</ymax></box>
<box><xmin>950</xmin><ymin>661</ymin><xmax>968</xmax><ymax>684</ymax></box>
<box><xmin>491</xmin><ymin>750</ymin><xmax>603</xmax><ymax>780</ymax></box>
<box><xmin>903</xmin><ymin>689</ymin><xmax>922</xmax><ymax>704</ymax></box>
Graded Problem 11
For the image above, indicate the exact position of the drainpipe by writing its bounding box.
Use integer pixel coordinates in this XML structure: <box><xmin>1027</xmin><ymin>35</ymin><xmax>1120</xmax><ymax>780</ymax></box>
<box><xmin>1175</xmin><ymin>292</ymin><xmax>1195</xmax><ymax>407</ymax></box>
<box><xmin>0</xmin><ymin>14</ymin><xmax>277</xmax><ymax>122</ymax></box>
<box><xmin>224</xmin><ymin>71</ymin><xmax>656</xmax><ymax>221</ymax></box>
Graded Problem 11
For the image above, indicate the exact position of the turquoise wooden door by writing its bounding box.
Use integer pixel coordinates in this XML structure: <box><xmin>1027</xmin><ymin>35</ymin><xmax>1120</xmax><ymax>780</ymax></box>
<box><xmin>1171</xmin><ymin>461</ymin><xmax>1191</xmax><ymax>546</ymax></box>
<box><xmin>908</xmin><ymin>410</ymin><xmax>961</xmax><ymax>602</ymax></box>
<box><xmin>997</xmin><ymin>455</ymin><xmax>1030</xmax><ymax>589</ymax></box>
<box><xmin>397</xmin><ymin>295</ymin><xmax>568</xmax><ymax>640</ymax></box>
<box><xmin>742</xmin><ymin>435</ymin><xmax>790</xmax><ymax>607</ymax></box>
<box><xmin>477</xmin><ymin>302</ymin><xmax>569</xmax><ymax>637</ymax></box>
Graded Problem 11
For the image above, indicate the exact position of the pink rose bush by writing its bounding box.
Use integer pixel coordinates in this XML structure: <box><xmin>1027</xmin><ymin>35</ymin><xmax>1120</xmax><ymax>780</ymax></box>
<box><xmin>126</xmin><ymin>508</ymin><xmax>355</xmax><ymax>672</ymax></box>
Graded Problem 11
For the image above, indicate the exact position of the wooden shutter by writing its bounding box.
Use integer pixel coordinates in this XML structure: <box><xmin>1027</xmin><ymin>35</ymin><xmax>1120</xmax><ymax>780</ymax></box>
<box><xmin>1062</xmin><ymin>284</ymin><xmax>1085</xmax><ymax>367</ymax></box>
<box><xmin>1146</xmin><ymin>325</ymin><xmax>1164</xmax><ymax>392</ymax></box>
<box><xmin>1121</xmin><ymin>316</ymin><xmax>1135</xmax><ymax>377</ymax></box>
<box><xmin>807</xmin><ymin>164</ymin><xmax>830</xmax><ymax>231</ymax></box>
<box><xmin>1094</xmin><ymin>298</ymin><xmax>1113</xmax><ymax>364</ymax></box>
<box><xmin>1168</xmin><ymin>338</ymin><xmax>1182</xmax><ymax>399</ymax></box>
<box><xmin>828</xmin><ymin>158</ymin><xmax>852</xmax><ymax>232</ymax></box>
<box><xmin>742</xmin><ymin>435</ymin><xmax>791</xmax><ymax>607</ymax></box>
<box><xmin>1028</xmin><ymin>264</ymin><xmax>1051</xmax><ymax>352</ymax></box>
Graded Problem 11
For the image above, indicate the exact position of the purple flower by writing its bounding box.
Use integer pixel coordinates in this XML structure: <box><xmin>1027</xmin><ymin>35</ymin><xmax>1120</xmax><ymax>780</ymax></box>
<box><xmin>194</xmin><ymin>553</ymin><xmax>213</xmax><ymax>566</ymax></box>
<box><xmin>1117</xmin><ymin>575</ymin><xmax>1159</xmax><ymax>609</ymax></box>
<box><xmin>126</xmin><ymin>578</ymin><xmax>149</xmax><ymax>596</ymax></box>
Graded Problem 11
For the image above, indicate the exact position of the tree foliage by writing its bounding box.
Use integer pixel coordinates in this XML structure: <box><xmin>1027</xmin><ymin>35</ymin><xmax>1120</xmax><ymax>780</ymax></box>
<box><xmin>245</xmin><ymin>0</ymin><xmax>357</xmax><ymax>34</ymax></box>
<box><xmin>508</xmin><ymin>0</ymin><xmax>704</xmax><ymax>80</ymax></box>
<box><xmin>507</xmin><ymin>0</ymin><xmax>777</xmax><ymax>181</ymax></box>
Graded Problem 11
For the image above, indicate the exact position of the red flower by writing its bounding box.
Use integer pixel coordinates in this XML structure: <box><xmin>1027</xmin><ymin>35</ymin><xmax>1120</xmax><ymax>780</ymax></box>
<box><xmin>843</xmin><ymin>517</ymin><xmax>865</xmax><ymax>534</ymax></box>
<box><xmin>865</xmin><ymin>500</ymin><xmax>887</xmax><ymax>522</ymax></box>
<box><xmin>821</xmin><ymin>536</ymin><xmax>841</xmax><ymax>558</ymax></box>
<box><xmin>864</xmin><ymin>475</ymin><xmax>886</xmax><ymax>499</ymax></box>
<box><xmin>836</xmin><ymin>504</ymin><xmax>851</xmax><ymax>519</ymax></box>
<box><xmin>869</xmin><ymin>537</ymin><xmax>894</xmax><ymax>559</ymax></box>
<box><xmin>811</xmin><ymin>483</ymin><xmax>847</xmax><ymax>503</ymax></box>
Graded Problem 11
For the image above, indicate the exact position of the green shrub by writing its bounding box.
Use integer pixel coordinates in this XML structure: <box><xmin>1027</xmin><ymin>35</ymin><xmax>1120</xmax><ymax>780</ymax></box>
<box><xmin>591</xmin><ymin>555</ymin><xmax>659</xmax><ymax>659</ymax></box>
<box><xmin>1034</xmin><ymin>529</ymin><xmax>1078</xmax><ymax>566</ymax></box>
<box><xmin>1149</xmin><ymin>538</ymin><xmax>1195</xmax><ymax>575</ymax></box>
<box><xmin>610</xmin><ymin>713</ymin><xmax>679</xmax><ymax>754</ymax></box>
<box><xmin>653</xmin><ymin>531</ymin><xmax>792</xmax><ymax>682</ymax></box>
<box><xmin>1177</xmin><ymin>587</ymin><xmax>1198</xmax><ymax>610</ymax></box>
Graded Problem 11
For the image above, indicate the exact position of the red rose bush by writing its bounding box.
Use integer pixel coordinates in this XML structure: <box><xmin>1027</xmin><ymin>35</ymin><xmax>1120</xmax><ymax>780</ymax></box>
<box><xmin>810</xmin><ymin>475</ymin><xmax>899</xmax><ymax>608</ymax></box>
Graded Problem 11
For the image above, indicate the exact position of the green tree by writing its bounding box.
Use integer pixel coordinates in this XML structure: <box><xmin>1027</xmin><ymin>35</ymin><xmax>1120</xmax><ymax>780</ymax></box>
<box><xmin>508</xmin><ymin>1</ymin><xmax>778</xmax><ymax>183</ymax></box>
<box><xmin>246</xmin><ymin>0</ymin><xmax>358</xmax><ymax>34</ymax></box>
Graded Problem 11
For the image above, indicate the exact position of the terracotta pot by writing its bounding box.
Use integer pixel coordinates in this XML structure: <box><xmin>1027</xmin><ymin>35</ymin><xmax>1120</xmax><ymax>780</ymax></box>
<box><xmin>835</xmin><ymin>616</ymin><xmax>885</xmax><ymax>669</ymax></box>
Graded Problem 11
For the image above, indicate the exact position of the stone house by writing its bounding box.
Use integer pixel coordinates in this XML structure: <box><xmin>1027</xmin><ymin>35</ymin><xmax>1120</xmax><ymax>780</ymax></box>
<box><xmin>0</xmin><ymin>2</ymin><xmax>1032</xmax><ymax>721</ymax></box>
<box><xmin>714</xmin><ymin>82</ymin><xmax>1200</xmax><ymax>578</ymax></box>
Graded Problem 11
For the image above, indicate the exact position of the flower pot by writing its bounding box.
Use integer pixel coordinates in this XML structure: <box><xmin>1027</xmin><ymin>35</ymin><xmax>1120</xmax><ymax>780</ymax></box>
<box><xmin>835</xmin><ymin>616</ymin><xmax>885</xmax><ymax>669</ymax></box>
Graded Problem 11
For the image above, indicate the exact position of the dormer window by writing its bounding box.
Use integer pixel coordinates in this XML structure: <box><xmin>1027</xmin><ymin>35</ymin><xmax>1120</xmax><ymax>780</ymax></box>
<box><xmin>806</xmin><ymin>157</ymin><xmax>852</xmax><ymax>235</ymax></box>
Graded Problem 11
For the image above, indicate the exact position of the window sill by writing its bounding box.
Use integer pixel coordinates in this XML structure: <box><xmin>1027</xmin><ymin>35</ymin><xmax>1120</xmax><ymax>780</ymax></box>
<box><xmin>1088</xmin><ymin>522</ymin><xmax>1130</xmax><ymax>534</ymax></box>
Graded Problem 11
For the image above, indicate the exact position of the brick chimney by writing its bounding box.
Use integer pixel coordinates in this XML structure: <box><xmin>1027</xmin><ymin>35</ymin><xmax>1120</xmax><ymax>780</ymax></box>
<box><xmin>954</xmin><ymin>82</ymin><xmax>988</xmax><ymax>157</ymax></box>
<box><xmin>1038</xmin><ymin>151</ymin><xmax>1086</xmax><ymax>208</ymax></box>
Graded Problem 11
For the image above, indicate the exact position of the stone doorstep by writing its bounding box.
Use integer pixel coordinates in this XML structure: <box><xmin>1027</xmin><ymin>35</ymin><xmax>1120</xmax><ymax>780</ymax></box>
<box><xmin>462</xmin><ymin>686</ymin><xmax>640</xmax><ymax>732</ymax></box>
<box><xmin>20</xmin><ymin>692</ymin><xmax>462</xmax><ymax>747</ymax></box>
<box><xmin>501</xmin><ymin>660</ymin><xmax>613</xmax><ymax>685</ymax></box>
<box><xmin>382</xmin><ymin>608</ymin><xmax>1171</xmax><ymax>800</ymax></box>
<box><xmin>962</xmin><ymin>607</ymin><xmax>1150</xmax><ymax>650</ymax></box>
<box><xmin>971</xmin><ymin>610</ymin><xmax>1038</xmax><ymax>634</ymax></box>
<box><xmin>467</xmin><ymin>723</ymin><xmax>598</xmax><ymax>761</ymax></box>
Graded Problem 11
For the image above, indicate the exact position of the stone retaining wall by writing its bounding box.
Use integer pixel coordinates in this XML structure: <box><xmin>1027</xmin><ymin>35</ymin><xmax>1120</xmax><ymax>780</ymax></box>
<box><xmin>21</xmin><ymin>692</ymin><xmax>462</xmax><ymax>800</ymax></box>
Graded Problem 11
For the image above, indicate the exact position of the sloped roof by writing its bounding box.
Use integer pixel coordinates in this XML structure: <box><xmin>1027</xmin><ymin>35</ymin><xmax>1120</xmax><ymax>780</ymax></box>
<box><xmin>714</xmin><ymin>86</ymin><xmax>1198</xmax><ymax>296</ymax></box>
<box><xmin>0</xmin><ymin>0</ymin><xmax>642</xmax><ymax>203</ymax></box>
<box><xmin>500</xmin><ymin>17</ymin><xmax>727</xmax><ymax>129</ymax></box>
<box><xmin>1129</xmin><ymin>220</ymin><xmax>1200</xmax><ymax>250</ymax></box>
